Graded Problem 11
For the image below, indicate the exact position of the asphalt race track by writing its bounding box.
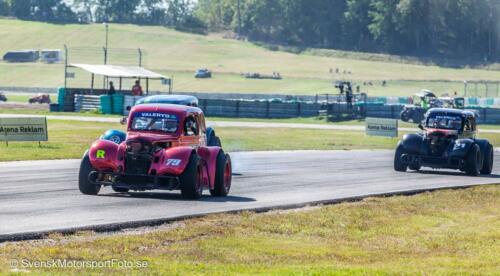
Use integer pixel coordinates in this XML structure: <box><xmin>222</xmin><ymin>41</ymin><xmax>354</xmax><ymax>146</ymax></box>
<box><xmin>0</xmin><ymin>150</ymin><xmax>499</xmax><ymax>240</ymax></box>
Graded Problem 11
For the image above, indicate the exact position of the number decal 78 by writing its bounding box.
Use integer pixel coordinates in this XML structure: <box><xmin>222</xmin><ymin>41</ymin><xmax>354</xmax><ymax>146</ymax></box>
<box><xmin>166</xmin><ymin>159</ymin><xmax>182</xmax><ymax>166</ymax></box>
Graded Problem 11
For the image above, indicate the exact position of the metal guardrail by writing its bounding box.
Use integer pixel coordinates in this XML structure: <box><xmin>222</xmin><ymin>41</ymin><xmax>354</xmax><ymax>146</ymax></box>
<box><xmin>118</xmin><ymin>95</ymin><xmax>500</xmax><ymax>123</ymax></box>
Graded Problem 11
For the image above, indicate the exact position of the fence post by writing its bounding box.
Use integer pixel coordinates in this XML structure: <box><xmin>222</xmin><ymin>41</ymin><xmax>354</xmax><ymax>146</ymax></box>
<box><xmin>297</xmin><ymin>102</ymin><xmax>301</xmax><ymax>117</ymax></box>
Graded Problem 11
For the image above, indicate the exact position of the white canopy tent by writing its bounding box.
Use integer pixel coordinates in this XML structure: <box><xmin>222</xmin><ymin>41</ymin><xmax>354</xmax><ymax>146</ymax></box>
<box><xmin>69</xmin><ymin>64</ymin><xmax>167</xmax><ymax>79</ymax></box>
<box><xmin>66</xmin><ymin>63</ymin><xmax>171</xmax><ymax>93</ymax></box>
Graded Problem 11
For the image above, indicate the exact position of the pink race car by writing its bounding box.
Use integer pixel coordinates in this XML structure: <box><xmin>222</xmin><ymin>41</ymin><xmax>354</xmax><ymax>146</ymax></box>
<box><xmin>29</xmin><ymin>94</ymin><xmax>51</xmax><ymax>104</ymax></box>
<box><xmin>79</xmin><ymin>104</ymin><xmax>232</xmax><ymax>199</ymax></box>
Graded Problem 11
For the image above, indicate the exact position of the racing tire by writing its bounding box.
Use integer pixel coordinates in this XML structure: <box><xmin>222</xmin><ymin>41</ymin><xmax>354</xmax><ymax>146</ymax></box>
<box><xmin>210</xmin><ymin>152</ymin><xmax>232</xmax><ymax>197</ymax></box>
<box><xmin>79</xmin><ymin>152</ymin><xmax>101</xmax><ymax>195</ymax></box>
<box><xmin>480</xmin><ymin>143</ymin><xmax>494</xmax><ymax>175</ymax></box>
<box><xmin>180</xmin><ymin>153</ymin><xmax>204</xmax><ymax>199</ymax></box>
<box><xmin>112</xmin><ymin>187</ymin><xmax>129</xmax><ymax>193</ymax></box>
<box><xmin>207</xmin><ymin>129</ymin><xmax>222</xmax><ymax>147</ymax></box>
<box><xmin>400</xmin><ymin>111</ymin><xmax>410</xmax><ymax>122</ymax></box>
<box><xmin>408</xmin><ymin>164</ymin><xmax>421</xmax><ymax>171</ymax></box>
<box><xmin>465</xmin><ymin>144</ymin><xmax>482</xmax><ymax>176</ymax></box>
<box><xmin>394</xmin><ymin>144</ymin><xmax>408</xmax><ymax>172</ymax></box>
<box><xmin>208</xmin><ymin>136</ymin><xmax>222</xmax><ymax>147</ymax></box>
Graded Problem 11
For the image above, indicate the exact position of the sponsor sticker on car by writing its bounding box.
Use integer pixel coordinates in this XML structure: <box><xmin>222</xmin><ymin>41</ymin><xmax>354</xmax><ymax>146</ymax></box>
<box><xmin>137</xmin><ymin>112</ymin><xmax>177</xmax><ymax>120</ymax></box>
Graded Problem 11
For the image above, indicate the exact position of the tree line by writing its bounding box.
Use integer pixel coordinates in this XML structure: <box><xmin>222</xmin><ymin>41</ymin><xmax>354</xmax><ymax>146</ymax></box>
<box><xmin>0</xmin><ymin>0</ymin><xmax>498</xmax><ymax>62</ymax></box>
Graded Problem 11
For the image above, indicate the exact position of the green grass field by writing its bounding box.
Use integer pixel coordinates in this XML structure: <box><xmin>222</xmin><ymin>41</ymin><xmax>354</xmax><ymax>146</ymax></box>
<box><xmin>1</xmin><ymin>185</ymin><xmax>498</xmax><ymax>274</ymax></box>
<box><xmin>1</xmin><ymin>94</ymin><xmax>31</xmax><ymax>103</ymax></box>
<box><xmin>1</xmin><ymin>18</ymin><xmax>499</xmax><ymax>96</ymax></box>
<box><xmin>0</xmin><ymin>119</ymin><xmax>499</xmax><ymax>162</ymax></box>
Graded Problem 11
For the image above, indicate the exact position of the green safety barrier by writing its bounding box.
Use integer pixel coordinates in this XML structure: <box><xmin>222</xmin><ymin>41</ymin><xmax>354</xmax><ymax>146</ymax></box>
<box><xmin>100</xmin><ymin>95</ymin><xmax>112</xmax><ymax>114</ymax></box>
<box><xmin>398</xmin><ymin>97</ymin><xmax>409</xmax><ymax>104</ymax></box>
<box><xmin>111</xmin><ymin>94</ymin><xmax>125</xmax><ymax>114</ymax></box>
<box><xmin>485</xmin><ymin>98</ymin><xmax>494</xmax><ymax>106</ymax></box>
<box><xmin>57</xmin><ymin>87</ymin><xmax>65</xmax><ymax>111</ymax></box>
<box><xmin>467</xmin><ymin>97</ymin><xmax>479</xmax><ymax>105</ymax></box>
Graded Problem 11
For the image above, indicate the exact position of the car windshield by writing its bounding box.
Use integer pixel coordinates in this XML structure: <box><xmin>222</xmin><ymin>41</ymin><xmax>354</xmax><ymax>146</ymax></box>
<box><xmin>426</xmin><ymin>114</ymin><xmax>463</xmax><ymax>130</ymax></box>
<box><xmin>131</xmin><ymin>112</ymin><xmax>178</xmax><ymax>133</ymax></box>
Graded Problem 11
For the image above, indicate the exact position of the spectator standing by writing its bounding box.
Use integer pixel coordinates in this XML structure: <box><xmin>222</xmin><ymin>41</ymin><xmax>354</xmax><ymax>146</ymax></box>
<box><xmin>132</xmin><ymin>80</ymin><xmax>143</xmax><ymax>96</ymax></box>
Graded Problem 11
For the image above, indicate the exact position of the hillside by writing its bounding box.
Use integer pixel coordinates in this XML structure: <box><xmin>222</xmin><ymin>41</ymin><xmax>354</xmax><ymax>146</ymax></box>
<box><xmin>0</xmin><ymin>18</ymin><xmax>498</xmax><ymax>96</ymax></box>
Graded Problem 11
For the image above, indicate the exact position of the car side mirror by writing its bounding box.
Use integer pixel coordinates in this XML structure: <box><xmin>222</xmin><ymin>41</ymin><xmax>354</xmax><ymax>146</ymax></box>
<box><xmin>126</xmin><ymin>106</ymin><xmax>132</xmax><ymax>111</ymax></box>
<box><xmin>418</xmin><ymin>124</ymin><xmax>424</xmax><ymax>130</ymax></box>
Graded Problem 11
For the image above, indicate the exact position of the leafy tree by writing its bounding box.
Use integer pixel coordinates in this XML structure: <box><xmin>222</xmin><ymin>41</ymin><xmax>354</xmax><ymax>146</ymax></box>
<box><xmin>11</xmin><ymin>0</ymin><xmax>32</xmax><ymax>19</ymax></box>
<box><xmin>342</xmin><ymin>0</ymin><xmax>374</xmax><ymax>51</ymax></box>
<box><xmin>0</xmin><ymin>0</ymin><xmax>10</xmax><ymax>16</ymax></box>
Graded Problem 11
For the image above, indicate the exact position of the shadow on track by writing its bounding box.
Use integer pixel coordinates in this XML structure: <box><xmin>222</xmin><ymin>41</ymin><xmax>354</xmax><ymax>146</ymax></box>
<box><xmin>408</xmin><ymin>170</ymin><xmax>500</xmax><ymax>178</ymax></box>
<box><xmin>99</xmin><ymin>191</ymin><xmax>256</xmax><ymax>202</ymax></box>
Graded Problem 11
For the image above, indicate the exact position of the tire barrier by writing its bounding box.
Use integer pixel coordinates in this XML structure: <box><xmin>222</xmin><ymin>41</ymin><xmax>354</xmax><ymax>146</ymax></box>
<box><xmin>74</xmin><ymin>95</ymin><xmax>101</xmax><ymax>112</ymax></box>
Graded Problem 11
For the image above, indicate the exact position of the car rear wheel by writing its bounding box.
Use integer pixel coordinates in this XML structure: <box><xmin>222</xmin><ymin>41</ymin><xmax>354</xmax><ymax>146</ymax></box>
<box><xmin>210</xmin><ymin>152</ymin><xmax>232</xmax><ymax>197</ymax></box>
<box><xmin>394</xmin><ymin>144</ymin><xmax>408</xmax><ymax>172</ymax></box>
<box><xmin>79</xmin><ymin>152</ymin><xmax>101</xmax><ymax>195</ymax></box>
<box><xmin>400</xmin><ymin>112</ymin><xmax>409</xmax><ymax>122</ymax></box>
<box><xmin>480</xmin><ymin>143</ymin><xmax>494</xmax><ymax>175</ymax></box>
<box><xmin>209</xmin><ymin>136</ymin><xmax>222</xmax><ymax>147</ymax></box>
<box><xmin>180</xmin><ymin>153</ymin><xmax>203</xmax><ymax>199</ymax></box>
<box><xmin>207</xmin><ymin>131</ymin><xmax>222</xmax><ymax>147</ymax></box>
<box><xmin>465</xmin><ymin>144</ymin><xmax>482</xmax><ymax>176</ymax></box>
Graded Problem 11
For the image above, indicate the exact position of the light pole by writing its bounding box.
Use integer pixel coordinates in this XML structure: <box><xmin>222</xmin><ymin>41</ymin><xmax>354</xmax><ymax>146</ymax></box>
<box><xmin>103</xmin><ymin>23</ymin><xmax>109</xmax><ymax>89</ymax></box>
<box><xmin>104</xmin><ymin>22</ymin><xmax>109</xmax><ymax>65</ymax></box>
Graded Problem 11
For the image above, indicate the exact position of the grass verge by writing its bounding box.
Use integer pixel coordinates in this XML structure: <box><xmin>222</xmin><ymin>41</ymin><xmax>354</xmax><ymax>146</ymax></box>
<box><xmin>1</xmin><ymin>94</ymin><xmax>31</xmax><ymax>103</ymax></box>
<box><xmin>1</xmin><ymin>185</ymin><xmax>498</xmax><ymax>274</ymax></box>
<box><xmin>1</xmin><ymin>120</ymin><xmax>499</xmax><ymax>162</ymax></box>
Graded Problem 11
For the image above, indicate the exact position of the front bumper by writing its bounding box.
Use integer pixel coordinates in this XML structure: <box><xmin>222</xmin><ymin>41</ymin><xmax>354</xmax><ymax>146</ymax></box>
<box><xmin>401</xmin><ymin>154</ymin><xmax>465</xmax><ymax>170</ymax></box>
<box><xmin>89</xmin><ymin>171</ymin><xmax>180</xmax><ymax>191</ymax></box>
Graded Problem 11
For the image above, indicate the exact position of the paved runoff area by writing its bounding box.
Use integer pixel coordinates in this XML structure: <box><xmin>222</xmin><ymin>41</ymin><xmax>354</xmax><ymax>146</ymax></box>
<box><xmin>0</xmin><ymin>150</ymin><xmax>498</xmax><ymax>239</ymax></box>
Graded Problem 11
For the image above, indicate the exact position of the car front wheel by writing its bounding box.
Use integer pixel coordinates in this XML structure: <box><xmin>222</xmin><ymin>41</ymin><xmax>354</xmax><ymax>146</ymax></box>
<box><xmin>180</xmin><ymin>153</ymin><xmax>203</xmax><ymax>199</ymax></box>
<box><xmin>79</xmin><ymin>152</ymin><xmax>101</xmax><ymax>195</ymax></box>
<box><xmin>480</xmin><ymin>143</ymin><xmax>494</xmax><ymax>175</ymax></box>
<box><xmin>210</xmin><ymin>152</ymin><xmax>232</xmax><ymax>197</ymax></box>
<box><xmin>394</xmin><ymin>144</ymin><xmax>408</xmax><ymax>172</ymax></box>
<box><xmin>465</xmin><ymin>144</ymin><xmax>482</xmax><ymax>176</ymax></box>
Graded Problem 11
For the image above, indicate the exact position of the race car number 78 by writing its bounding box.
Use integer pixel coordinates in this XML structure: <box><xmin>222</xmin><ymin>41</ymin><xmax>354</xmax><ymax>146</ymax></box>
<box><xmin>166</xmin><ymin>159</ymin><xmax>181</xmax><ymax>166</ymax></box>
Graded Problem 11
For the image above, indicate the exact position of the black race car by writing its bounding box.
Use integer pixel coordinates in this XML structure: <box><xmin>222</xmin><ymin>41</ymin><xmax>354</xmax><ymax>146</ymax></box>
<box><xmin>400</xmin><ymin>90</ymin><xmax>437</xmax><ymax>123</ymax></box>
<box><xmin>394</xmin><ymin>108</ymin><xmax>494</xmax><ymax>176</ymax></box>
<box><xmin>0</xmin><ymin>92</ymin><xmax>6</xmax><ymax>102</ymax></box>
